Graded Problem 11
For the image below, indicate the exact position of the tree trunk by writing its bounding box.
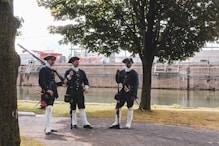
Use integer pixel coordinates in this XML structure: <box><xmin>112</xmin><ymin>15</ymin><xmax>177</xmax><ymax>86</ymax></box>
<box><xmin>138</xmin><ymin>0</ymin><xmax>156</xmax><ymax>111</ymax></box>
<box><xmin>139</xmin><ymin>57</ymin><xmax>153</xmax><ymax>111</ymax></box>
<box><xmin>0</xmin><ymin>1</ymin><xmax>21</xmax><ymax>146</ymax></box>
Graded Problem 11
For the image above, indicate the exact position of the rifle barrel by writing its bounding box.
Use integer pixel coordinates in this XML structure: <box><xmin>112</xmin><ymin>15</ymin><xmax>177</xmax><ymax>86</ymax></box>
<box><xmin>18</xmin><ymin>44</ymin><xmax>65</xmax><ymax>82</ymax></box>
<box><xmin>53</xmin><ymin>70</ymin><xmax>65</xmax><ymax>82</ymax></box>
<box><xmin>17</xmin><ymin>44</ymin><xmax>45</xmax><ymax>65</ymax></box>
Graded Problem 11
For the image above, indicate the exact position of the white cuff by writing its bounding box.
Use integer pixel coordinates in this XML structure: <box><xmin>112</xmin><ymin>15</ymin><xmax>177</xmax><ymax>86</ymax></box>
<box><xmin>67</xmin><ymin>75</ymin><xmax>71</xmax><ymax>80</ymax></box>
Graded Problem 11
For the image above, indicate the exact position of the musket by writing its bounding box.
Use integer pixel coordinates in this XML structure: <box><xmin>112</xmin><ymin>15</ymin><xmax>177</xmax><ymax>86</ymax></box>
<box><xmin>17</xmin><ymin>43</ymin><xmax>45</xmax><ymax>65</ymax></box>
<box><xmin>53</xmin><ymin>69</ymin><xmax>65</xmax><ymax>82</ymax></box>
<box><xmin>17</xmin><ymin>44</ymin><xmax>65</xmax><ymax>82</ymax></box>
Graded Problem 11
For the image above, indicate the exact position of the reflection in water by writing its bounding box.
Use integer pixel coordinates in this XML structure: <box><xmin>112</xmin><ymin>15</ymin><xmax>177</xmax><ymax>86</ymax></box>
<box><xmin>17</xmin><ymin>86</ymin><xmax>219</xmax><ymax>108</ymax></box>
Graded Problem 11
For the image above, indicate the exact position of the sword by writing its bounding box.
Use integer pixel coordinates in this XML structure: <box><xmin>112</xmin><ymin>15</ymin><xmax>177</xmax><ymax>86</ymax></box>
<box><xmin>134</xmin><ymin>99</ymin><xmax>145</xmax><ymax>111</ymax></box>
<box><xmin>33</xmin><ymin>101</ymin><xmax>41</xmax><ymax>109</ymax></box>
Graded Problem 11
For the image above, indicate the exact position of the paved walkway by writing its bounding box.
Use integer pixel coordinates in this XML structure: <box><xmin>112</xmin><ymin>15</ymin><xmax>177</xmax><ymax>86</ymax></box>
<box><xmin>18</xmin><ymin>112</ymin><xmax>219</xmax><ymax>146</ymax></box>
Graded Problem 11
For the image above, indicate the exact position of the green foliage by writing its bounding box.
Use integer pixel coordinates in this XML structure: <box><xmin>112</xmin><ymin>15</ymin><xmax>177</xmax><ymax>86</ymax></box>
<box><xmin>37</xmin><ymin>0</ymin><xmax>219</xmax><ymax>61</ymax></box>
<box><xmin>173</xmin><ymin>104</ymin><xmax>181</xmax><ymax>109</ymax></box>
<box><xmin>15</xmin><ymin>17</ymin><xmax>24</xmax><ymax>36</ymax></box>
<box><xmin>37</xmin><ymin>0</ymin><xmax>219</xmax><ymax>110</ymax></box>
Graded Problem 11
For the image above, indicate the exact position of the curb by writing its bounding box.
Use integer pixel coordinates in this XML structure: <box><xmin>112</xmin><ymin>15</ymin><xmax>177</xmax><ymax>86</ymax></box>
<box><xmin>18</xmin><ymin>111</ymin><xmax>36</xmax><ymax>117</ymax></box>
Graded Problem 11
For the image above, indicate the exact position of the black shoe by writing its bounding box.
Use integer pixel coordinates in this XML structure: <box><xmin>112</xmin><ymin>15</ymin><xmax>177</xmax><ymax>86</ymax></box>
<box><xmin>83</xmin><ymin>125</ymin><xmax>93</xmax><ymax>129</ymax></box>
<box><xmin>45</xmin><ymin>129</ymin><xmax>57</xmax><ymax>135</ymax></box>
<box><xmin>109</xmin><ymin>124</ymin><xmax>120</xmax><ymax>129</ymax></box>
<box><xmin>51</xmin><ymin>129</ymin><xmax>58</xmax><ymax>132</ymax></box>
<box><xmin>45</xmin><ymin>132</ymin><xmax>51</xmax><ymax>135</ymax></box>
<box><xmin>71</xmin><ymin>125</ymin><xmax>78</xmax><ymax>129</ymax></box>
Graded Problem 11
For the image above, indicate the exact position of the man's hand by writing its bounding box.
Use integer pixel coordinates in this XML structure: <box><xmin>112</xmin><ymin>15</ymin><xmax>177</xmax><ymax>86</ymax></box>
<box><xmin>84</xmin><ymin>88</ymin><xmax>88</xmax><ymax>94</ymax></box>
<box><xmin>69</xmin><ymin>70</ymin><xmax>74</xmax><ymax>76</ymax></box>
<box><xmin>47</xmin><ymin>90</ymin><xmax>54</xmax><ymax>96</ymax></box>
<box><xmin>67</xmin><ymin>70</ymin><xmax>74</xmax><ymax>80</ymax></box>
<box><xmin>64</xmin><ymin>79</ymin><xmax>68</xmax><ymax>85</ymax></box>
<box><xmin>38</xmin><ymin>91</ymin><xmax>43</xmax><ymax>96</ymax></box>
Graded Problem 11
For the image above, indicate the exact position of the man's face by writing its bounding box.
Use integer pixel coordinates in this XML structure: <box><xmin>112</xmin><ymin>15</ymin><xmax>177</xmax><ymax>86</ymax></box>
<box><xmin>48</xmin><ymin>59</ymin><xmax>55</xmax><ymax>66</ymax></box>
<box><xmin>125</xmin><ymin>62</ymin><xmax>132</xmax><ymax>68</ymax></box>
<box><xmin>72</xmin><ymin>60</ymin><xmax>79</xmax><ymax>67</ymax></box>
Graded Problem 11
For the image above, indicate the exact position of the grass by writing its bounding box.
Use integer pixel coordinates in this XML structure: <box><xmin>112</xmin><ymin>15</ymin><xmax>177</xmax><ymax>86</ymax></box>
<box><xmin>18</xmin><ymin>101</ymin><xmax>219</xmax><ymax>145</ymax></box>
<box><xmin>18</xmin><ymin>101</ymin><xmax>219</xmax><ymax>131</ymax></box>
<box><xmin>21</xmin><ymin>136</ymin><xmax>44</xmax><ymax>146</ymax></box>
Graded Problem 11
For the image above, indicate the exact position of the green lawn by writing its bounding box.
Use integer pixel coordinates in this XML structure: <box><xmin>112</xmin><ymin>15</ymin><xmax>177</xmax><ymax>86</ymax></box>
<box><xmin>18</xmin><ymin>101</ymin><xmax>219</xmax><ymax>131</ymax></box>
<box><xmin>19</xmin><ymin>101</ymin><xmax>219</xmax><ymax>145</ymax></box>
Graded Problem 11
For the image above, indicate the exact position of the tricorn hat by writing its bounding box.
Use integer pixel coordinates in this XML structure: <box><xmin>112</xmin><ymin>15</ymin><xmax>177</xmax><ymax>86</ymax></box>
<box><xmin>43</xmin><ymin>55</ymin><xmax>56</xmax><ymax>61</ymax></box>
<box><xmin>68</xmin><ymin>56</ymin><xmax>80</xmax><ymax>63</ymax></box>
<box><xmin>122</xmin><ymin>58</ymin><xmax>133</xmax><ymax>64</ymax></box>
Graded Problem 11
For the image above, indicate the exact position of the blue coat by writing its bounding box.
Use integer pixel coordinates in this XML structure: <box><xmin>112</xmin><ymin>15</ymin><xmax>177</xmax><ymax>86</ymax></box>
<box><xmin>38</xmin><ymin>65</ymin><xmax>58</xmax><ymax>98</ymax></box>
<box><xmin>116</xmin><ymin>69</ymin><xmax>139</xmax><ymax>98</ymax></box>
<box><xmin>64</xmin><ymin>68</ymin><xmax>89</xmax><ymax>97</ymax></box>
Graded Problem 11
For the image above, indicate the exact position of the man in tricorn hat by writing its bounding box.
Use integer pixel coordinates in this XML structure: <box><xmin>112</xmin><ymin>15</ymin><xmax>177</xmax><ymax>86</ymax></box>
<box><xmin>109</xmin><ymin>58</ymin><xmax>139</xmax><ymax>129</ymax></box>
<box><xmin>64</xmin><ymin>56</ymin><xmax>93</xmax><ymax>129</ymax></box>
<box><xmin>38</xmin><ymin>55</ymin><xmax>59</xmax><ymax>135</ymax></box>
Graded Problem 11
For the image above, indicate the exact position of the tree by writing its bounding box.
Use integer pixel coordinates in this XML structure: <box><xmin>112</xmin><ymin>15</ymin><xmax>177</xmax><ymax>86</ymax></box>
<box><xmin>0</xmin><ymin>0</ymin><xmax>21</xmax><ymax>145</ymax></box>
<box><xmin>38</xmin><ymin>0</ymin><xmax>219</xmax><ymax>110</ymax></box>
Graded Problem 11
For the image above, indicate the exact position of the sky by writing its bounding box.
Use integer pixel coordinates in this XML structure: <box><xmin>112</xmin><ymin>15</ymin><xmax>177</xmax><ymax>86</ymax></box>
<box><xmin>14</xmin><ymin>0</ymin><xmax>218</xmax><ymax>59</ymax></box>
<box><xmin>14</xmin><ymin>0</ymin><xmax>72</xmax><ymax>57</ymax></box>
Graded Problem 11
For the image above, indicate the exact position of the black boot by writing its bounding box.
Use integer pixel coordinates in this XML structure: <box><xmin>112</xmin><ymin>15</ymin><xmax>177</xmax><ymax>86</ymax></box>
<box><xmin>109</xmin><ymin>124</ymin><xmax>120</xmax><ymax>129</ymax></box>
<box><xmin>71</xmin><ymin>125</ymin><xmax>78</xmax><ymax>129</ymax></box>
<box><xmin>83</xmin><ymin>125</ymin><xmax>93</xmax><ymax>129</ymax></box>
<box><xmin>51</xmin><ymin>129</ymin><xmax>58</xmax><ymax>132</ymax></box>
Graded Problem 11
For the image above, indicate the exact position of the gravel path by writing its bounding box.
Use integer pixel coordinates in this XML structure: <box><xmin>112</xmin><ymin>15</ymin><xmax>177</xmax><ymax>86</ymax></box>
<box><xmin>18</xmin><ymin>113</ymin><xmax>219</xmax><ymax>146</ymax></box>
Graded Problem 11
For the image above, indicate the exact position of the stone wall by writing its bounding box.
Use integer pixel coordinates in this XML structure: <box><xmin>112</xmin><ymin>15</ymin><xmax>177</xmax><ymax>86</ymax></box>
<box><xmin>17</xmin><ymin>64</ymin><xmax>219</xmax><ymax>90</ymax></box>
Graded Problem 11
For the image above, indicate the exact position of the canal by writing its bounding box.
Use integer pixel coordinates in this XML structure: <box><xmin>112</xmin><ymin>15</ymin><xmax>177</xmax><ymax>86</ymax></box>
<box><xmin>17</xmin><ymin>86</ymin><xmax>219</xmax><ymax>108</ymax></box>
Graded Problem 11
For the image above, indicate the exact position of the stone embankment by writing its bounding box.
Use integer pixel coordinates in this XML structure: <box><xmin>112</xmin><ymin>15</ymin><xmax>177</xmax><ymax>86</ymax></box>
<box><xmin>18</xmin><ymin>64</ymin><xmax>219</xmax><ymax>90</ymax></box>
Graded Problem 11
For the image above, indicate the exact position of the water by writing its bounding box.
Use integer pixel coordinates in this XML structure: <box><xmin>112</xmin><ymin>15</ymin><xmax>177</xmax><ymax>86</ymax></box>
<box><xmin>17</xmin><ymin>86</ymin><xmax>219</xmax><ymax>108</ymax></box>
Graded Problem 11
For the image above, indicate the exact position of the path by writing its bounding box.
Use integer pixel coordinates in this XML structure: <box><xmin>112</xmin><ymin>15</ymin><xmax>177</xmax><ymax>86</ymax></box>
<box><xmin>18</xmin><ymin>113</ymin><xmax>219</xmax><ymax>146</ymax></box>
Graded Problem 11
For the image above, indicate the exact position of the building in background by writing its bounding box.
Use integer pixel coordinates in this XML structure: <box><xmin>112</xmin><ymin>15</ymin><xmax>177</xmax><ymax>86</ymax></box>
<box><xmin>19</xmin><ymin>50</ymin><xmax>66</xmax><ymax>65</ymax></box>
<box><xmin>19</xmin><ymin>47</ymin><xmax>219</xmax><ymax>66</ymax></box>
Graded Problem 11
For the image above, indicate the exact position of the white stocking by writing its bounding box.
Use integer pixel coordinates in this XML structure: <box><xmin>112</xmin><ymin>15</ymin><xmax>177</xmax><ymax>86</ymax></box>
<box><xmin>112</xmin><ymin>108</ymin><xmax>122</xmax><ymax>125</ymax></box>
<box><xmin>79</xmin><ymin>109</ymin><xmax>91</xmax><ymax>125</ymax></box>
<box><xmin>125</xmin><ymin>107</ymin><xmax>133</xmax><ymax>128</ymax></box>
<box><xmin>71</xmin><ymin>110</ymin><xmax>77</xmax><ymax>125</ymax></box>
<box><xmin>45</xmin><ymin>105</ymin><xmax>53</xmax><ymax>133</ymax></box>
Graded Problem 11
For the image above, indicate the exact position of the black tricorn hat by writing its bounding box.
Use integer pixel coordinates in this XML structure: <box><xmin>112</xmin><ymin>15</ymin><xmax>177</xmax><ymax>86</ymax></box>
<box><xmin>44</xmin><ymin>55</ymin><xmax>56</xmax><ymax>61</ymax></box>
<box><xmin>68</xmin><ymin>56</ymin><xmax>80</xmax><ymax>63</ymax></box>
<box><xmin>122</xmin><ymin>58</ymin><xmax>133</xmax><ymax>64</ymax></box>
